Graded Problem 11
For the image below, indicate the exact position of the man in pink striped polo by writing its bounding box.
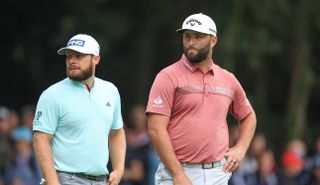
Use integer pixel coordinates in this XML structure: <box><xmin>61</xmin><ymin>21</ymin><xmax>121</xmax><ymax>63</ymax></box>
<box><xmin>146</xmin><ymin>13</ymin><xmax>257</xmax><ymax>185</ymax></box>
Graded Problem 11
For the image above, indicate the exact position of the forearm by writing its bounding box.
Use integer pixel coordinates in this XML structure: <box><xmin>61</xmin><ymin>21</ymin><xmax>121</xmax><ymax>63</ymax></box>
<box><xmin>236</xmin><ymin>111</ymin><xmax>257</xmax><ymax>152</ymax></box>
<box><xmin>148</xmin><ymin>125</ymin><xmax>184</xmax><ymax>176</ymax></box>
<box><xmin>33</xmin><ymin>132</ymin><xmax>60</xmax><ymax>185</ymax></box>
<box><xmin>109</xmin><ymin>128</ymin><xmax>126</xmax><ymax>175</ymax></box>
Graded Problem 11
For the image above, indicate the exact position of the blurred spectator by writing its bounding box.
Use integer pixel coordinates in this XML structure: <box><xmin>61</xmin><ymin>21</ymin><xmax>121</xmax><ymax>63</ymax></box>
<box><xmin>229</xmin><ymin>168</ymin><xmax>247</xmax><ymax>185</ymax></box>
<box><xmin>230</xmin><ymin>133</ymin><xmax>267</xmax><ymax>185</ymax></box>
<box><xmin>277</xmin><ymin>150</ymin><xmax>305</xmax><ymax>185</ymax></box>
<box><xmin>287</xmin><ymin>138</ymin><xmax>312</xmax><ymax>184</ymax></box>
<box><xmin>311</xmin><ymin>137</ymin><xmax>320</xmax><ymax>168</ymax></box>
<box><xmin>287</xmin><ymin>139</ymin><xmax>307</xmax><ymax>159</ymax></box>
<box><xmin>0</xmin><ymin>106</ymin><xmax>12</xmax><ymax>185</ymax></box>
<box><xmin>8</xmin><ymin>109</ymin><xmax>20</xmax><ymax>131</ymax></box>
<box><xmin>238</xmin><ymin>134</ymin><xmax>267</xmax><ymax>175</ymax></box>
<box><xmin>315</xmin><ymin>137</ymin><xmax>320</xmax><ymax>157</ymax></box>
<box><xmin>308</xmin><ymin>156</ymin><xmax>320</xmax><ymax>185</ymax></box>
<box><xmin>246</xmin><ymin>149</ymin><xmax>278</xmax><ymax>185</ymax></box>
<box><xmin>20</xmin><ymin>104</ymin><xmax>35</xmax><ymax>129</ymax></box>
<box><xmin>228</xmin><ymin>124</ymin><xmax>246</xmax><ymax>185</ymax></box>
<box><xmin>148</xmin><ymin>146</ymin><xmax>159</xmax><ymax>185</ymax></box>
<box><xmin>0</xmin><ymin>106</ymin><xmax>11</xmax><ymax>135</ymax></box>
<box><xmin>307</xmin><ymin>137</ymin><xmax>320</xmax><ymax>185</ymax></box>
<box><xmin>3</xmin><ymin>126</ymin><xmax>41</xmax><ymax>185</ymax></box>
<box><xmin>121</xmin><ymin>104</ymin><xmax>155</xmax><ymax>185</ymax></box>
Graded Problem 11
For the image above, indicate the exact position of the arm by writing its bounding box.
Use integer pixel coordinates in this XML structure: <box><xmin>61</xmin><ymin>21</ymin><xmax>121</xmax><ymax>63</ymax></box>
<box><xmin>33</xmin><ymin>131</ymin><xmax>60</xmax><ymax>185</ymax></box>
<box><xmin>147</xmin><ymin>113</ymin><xmax>192</xmax><ymax>185</ymax></box>
<box><xmin>108</xmin><ymin>128</ymin><xmax>126</xmax><ymax>185</ymax></box>
<box><xmin>223</xmin><ymin>110</ymin><xmax>257</xmax><ymax>172</ymax></box>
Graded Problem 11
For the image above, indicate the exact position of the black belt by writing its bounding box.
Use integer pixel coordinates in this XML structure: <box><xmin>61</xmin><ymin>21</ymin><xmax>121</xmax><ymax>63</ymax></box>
<box><xmin>57</xmin><ymin>171</ymin><xmax>108</xmax><ymax>181</ymax></box>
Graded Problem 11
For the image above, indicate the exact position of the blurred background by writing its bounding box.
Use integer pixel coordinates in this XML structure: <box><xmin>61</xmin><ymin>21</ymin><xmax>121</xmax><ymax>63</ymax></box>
<box><xmin>0</xmin><ymin>0</ymin><xmax>320</xmax><ymax>184</ymax></box>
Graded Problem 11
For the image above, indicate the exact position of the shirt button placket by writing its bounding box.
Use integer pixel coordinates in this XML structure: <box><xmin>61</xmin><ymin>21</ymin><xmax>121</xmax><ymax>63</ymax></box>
<box><xmin>203</xmin><ymin>75</ymin><xmax>209</xmax><ymax>97</ymax></box>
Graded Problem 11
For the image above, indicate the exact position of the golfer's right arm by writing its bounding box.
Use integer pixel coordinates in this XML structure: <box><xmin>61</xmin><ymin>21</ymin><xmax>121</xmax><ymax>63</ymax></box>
<box><xmin>33</xmin><ymin>131</ymin><xmax>61</xmax><ymax>185</ymax></box>
<box><xmin>147</xmin><ymin>113</ymin><xmax>192</xmax><ymax>185</ymax></box>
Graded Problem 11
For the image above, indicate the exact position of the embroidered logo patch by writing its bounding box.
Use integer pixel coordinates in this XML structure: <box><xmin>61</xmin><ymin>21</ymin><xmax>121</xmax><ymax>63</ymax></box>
<box><xmin>106</xmin><ymin>102</ymin><xmax>111</xmax><ymax>107</ymax></box>
<box><xmin>67</xmin><ymin>39</ymin><xmax>85</xmax><ymax>47</ymax></box>
<box><xmin>35</xmin><ymin>111</ymin><xmax>43</xmax><ymax>121</ymax></box>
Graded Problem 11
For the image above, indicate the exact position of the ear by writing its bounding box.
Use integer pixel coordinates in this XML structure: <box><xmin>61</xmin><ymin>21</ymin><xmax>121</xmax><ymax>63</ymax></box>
<box><xmin>93</xmin><ymin>55</ymin><xmax>100</xmax><ymax>65</ymax></box>
<box><xmin>210</xmin><ymin>36</ymin><xmax>218</xmax><ymax>48</ymax></box>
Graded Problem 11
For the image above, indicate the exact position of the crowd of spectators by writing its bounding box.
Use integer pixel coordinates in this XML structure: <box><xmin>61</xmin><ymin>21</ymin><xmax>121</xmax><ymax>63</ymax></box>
<box><xmin>1</xmin><ymin>104</ymin><xmax>319</xmax><ymax>185</ymax></box>
<box><xmin>229</xmin><ymin>125</ymin><xmax>320</xmax><ymax>185</ymax></box>
<box><xmin>0</xmin><ymin>105</ymin><xmax>41</xmax><ymax>185</ymax></box>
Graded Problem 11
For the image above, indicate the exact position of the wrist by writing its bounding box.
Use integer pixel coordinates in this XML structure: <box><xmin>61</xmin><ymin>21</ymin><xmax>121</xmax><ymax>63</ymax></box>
<box><xmin>111</xmin><ymin>168</ymin><xmax>124</xmax><ymax>177</ymax></box>
<box><xmin>170</xmin><ymin>166</ymin><xmax>185</xmax><ymax>177</ymax></box>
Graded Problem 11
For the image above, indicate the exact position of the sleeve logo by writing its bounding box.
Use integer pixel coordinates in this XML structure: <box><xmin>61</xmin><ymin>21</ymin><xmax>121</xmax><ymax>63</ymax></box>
<box><xmin>35</xmin><ymin>111</ymin><xmax>43</xmax><ymax>121</ymax></box>
<box><xmin>153</xmin><ymin>96</ymin><xmax>163</xmax><ymax>105</ymax></box>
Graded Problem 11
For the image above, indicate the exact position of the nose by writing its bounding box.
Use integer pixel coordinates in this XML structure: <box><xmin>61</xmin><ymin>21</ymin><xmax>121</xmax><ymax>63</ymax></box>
<box><xmin>187</xmin><ymin>36</ymin><xmax>197</xmax><ymax>46</ymax></box>
<box><xmin>67</xmin><ymin>55</ymin><xmax>77</xmax><ymax>64</ymax></box>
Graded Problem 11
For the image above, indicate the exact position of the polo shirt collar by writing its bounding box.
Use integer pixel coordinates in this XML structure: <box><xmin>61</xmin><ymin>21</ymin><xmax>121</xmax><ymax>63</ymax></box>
<box><xmin>181</xmin><ymin>54</ymin><xmax>215</xmax><ymax>75</ymax></box>
<box><xmin>66</xmin><ymin>77</ymin><xmax>96</xmax><ymax>90</ymax></box>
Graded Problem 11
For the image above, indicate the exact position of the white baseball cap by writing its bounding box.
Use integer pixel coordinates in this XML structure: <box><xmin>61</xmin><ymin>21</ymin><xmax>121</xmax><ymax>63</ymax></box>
<box><xmin>177</xmin><ymin>13</ymin><xmax>217</xmax><ymax>36</ymax></box>
<box><xmin>57</xmin><ymin>34</ymin><xmax>100</xmax><ymax>56</ymax></box>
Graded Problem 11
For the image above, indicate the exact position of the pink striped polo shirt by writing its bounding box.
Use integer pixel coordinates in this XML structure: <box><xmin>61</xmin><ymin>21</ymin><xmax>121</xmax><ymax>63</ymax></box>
<box><xmin>146</xmin><ymin>54</ymin><xmax>253</xmax><ymax>163</ymax></box>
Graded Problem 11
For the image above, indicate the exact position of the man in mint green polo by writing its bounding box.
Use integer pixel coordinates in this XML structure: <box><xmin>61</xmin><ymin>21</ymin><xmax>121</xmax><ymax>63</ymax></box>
<box><xmin>33</xmin><ymin>34</ymin><xmax>126</xmax><ymax>185</ymax></box>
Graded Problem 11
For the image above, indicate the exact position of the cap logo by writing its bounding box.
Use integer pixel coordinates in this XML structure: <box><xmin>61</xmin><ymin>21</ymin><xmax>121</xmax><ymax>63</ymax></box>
<box><xmin>209</xmin><ymin>28</ymin><xmax>216</xmax><ymax>34</ymax></box>
<box><xmin>186</xmin><ymin>19</ymin><xmax>202</xmax><ymax>26</ymax></box>
<box><xmin>67</xmin><ymin>39</ymin><xmax>85</xmax><ymax>47</ymax></box>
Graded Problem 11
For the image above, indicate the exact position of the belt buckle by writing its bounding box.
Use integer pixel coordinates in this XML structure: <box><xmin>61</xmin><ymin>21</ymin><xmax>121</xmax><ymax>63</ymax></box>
<box><xmin>201</xmin><ymin>160</ymin><xmax>222</xmax><ymax>169</ymax></box>
<box><xmin>202</xmin><ymin>163</ymin><xmax>214</xmax><ymax>169</ymax></box>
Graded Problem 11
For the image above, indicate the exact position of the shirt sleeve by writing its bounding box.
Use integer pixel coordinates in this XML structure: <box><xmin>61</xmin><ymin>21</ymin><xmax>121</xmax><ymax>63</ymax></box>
<box><xmin>229</xmin><ymin>76</ymin><xmax>253</xmax><ymax>121</ymax></box>
<box><xmin>33</xmin><ymin>90</ymin><xmax>59</xmax><ymax>134</ymax></box>
<box><xmin>111</xmin><ymin>87</ymin><xmax>123</xmax><ymax>130</ymax></box>
<box><xmin>146</xmin><ymin>71</ymin><xmax>175</xmax><ymax>116</ymax></box>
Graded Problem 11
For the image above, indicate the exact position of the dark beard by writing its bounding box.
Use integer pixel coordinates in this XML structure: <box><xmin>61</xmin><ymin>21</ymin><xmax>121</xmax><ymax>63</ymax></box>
<box><xmin>184</xmin><ymin>43</ymin><xmax>210</xmax><ymax>64</ymax></box>
<box><xmin>67</xmin><ymin>63</ymin><xmax>93</xmax><ymax>81</ymax></box>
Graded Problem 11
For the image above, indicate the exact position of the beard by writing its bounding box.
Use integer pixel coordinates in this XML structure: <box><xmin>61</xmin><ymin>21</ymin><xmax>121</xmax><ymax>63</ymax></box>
<box><xmin>67</xmin><ymin>62</ymin><xmax>93</xmax><ymax>81</ymax></box>
<box><xmin>184</xmin><ymin>42</ymin><xmax>211</xmax><ymax>64</ymax></box>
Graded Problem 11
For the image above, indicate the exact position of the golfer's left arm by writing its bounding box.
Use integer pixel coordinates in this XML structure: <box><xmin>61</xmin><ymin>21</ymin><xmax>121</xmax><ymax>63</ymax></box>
<box><xmin>223</xmin><ymin>111</ymin><xmax>257</xmax><ymax>172</ymax></box>
<box><xmin>108</xmin><ymin>128</ymin><xmax>126</xmax><ymax>185</ymax></box>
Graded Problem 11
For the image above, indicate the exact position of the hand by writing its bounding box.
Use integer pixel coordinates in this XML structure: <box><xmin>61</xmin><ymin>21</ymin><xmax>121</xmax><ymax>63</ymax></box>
<box><xmin>223</xmin><ymin>146</ymin><xmax>246</xmax><ymax>172</ymax></box>
<box><xmin>173</xmin><ymin>172</ymin><xmax>193</xmax><ymax>185</ymax></box>
<box><xmin>107</xmin><ymin>169</ymin><xmax>123</xmax><ymax>185</ymax></box>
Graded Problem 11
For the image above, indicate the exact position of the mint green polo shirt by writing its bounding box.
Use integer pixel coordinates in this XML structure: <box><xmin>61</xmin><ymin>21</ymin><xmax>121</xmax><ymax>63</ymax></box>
<box><xmin>33</xmin><ymin>77</ymin><xmax>123</xmax><ymax>175</ymax></box>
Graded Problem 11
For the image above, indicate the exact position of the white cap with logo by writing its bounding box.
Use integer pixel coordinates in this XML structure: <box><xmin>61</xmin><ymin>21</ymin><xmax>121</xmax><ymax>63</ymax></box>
<box><xmin>177</xmin><ymin>13</ymin><xmax>217</xmax><ymax>36</ymax></box>
<box><xmin>57</xmin><ymin>34</ymin><xmax>100</xmax><ymax>56</ymax></box>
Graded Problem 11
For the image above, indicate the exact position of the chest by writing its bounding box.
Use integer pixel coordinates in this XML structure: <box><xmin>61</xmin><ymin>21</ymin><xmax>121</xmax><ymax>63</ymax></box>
<box><xmin>172</xmin><ymin>72</ymin><xmax>234</xmax><ymax>112</ymax></box>
<box><xmin>57</xmin><ymin>89</ymin><xmax>115</xmax><ymax>130</ymax></box>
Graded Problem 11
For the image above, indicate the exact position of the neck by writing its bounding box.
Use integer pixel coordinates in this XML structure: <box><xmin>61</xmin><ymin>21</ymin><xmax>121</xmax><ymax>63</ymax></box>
<box><xmin>189</xmin><ymin>51</ymin><xmax>213</xmax><ymax>73</ymax></box>
<box><xmin>82</xmin><ymin>76</ymin><xmax>94</xmax><ymax>91</ymax></box>
<box><xmin>193</xmin><ymin>58</ymin><xmax>212</xmax><ymax>73</ymax></box>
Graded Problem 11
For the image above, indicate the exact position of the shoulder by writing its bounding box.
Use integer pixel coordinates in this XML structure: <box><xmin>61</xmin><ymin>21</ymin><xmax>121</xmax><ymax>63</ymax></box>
<box><xmin>161</xmin><ymin>60</ymin><xmax>183</xmax><ymax>73</ymax></box>
<box><xmin>41</xmin><ymin>78</ymin><xmax>68</xmax><ymax>96</ymax></box>
<box><xmin>156</xmin><ymin>61</ymin><xmax>184</xmax><ymax>81</ymax></box>
<box><xmin>213</xmin><ymin>64</ymin><xmax>238</xmax><ymax>81</ymax></box>
<box><xmin>95</xmin><ymin>77</ymin><xmax>119</xmax><ymax>92</ymax></box>
<box><xmin>37</xmin><ymin>79</ymin><xmax>70</xmax><ymax>103</ymax></box>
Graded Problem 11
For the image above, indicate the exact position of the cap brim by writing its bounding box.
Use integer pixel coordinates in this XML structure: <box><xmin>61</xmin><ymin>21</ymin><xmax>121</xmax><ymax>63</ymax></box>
<box><xmin>57</xmin><ymin>46</ymin><xmax>94</xmax><ymax>56</ymax></box>
<box><xmin>176</xmin><ymin>28</ymin><xmax>216</xmax><ymax>36</ymax></box>
<box><xmin>176</xmin><ymin>28</ymin><xmax>185</xmax><ymax>33</ymax></box>
<box><xmin>57</xmin><ymin>47</ymin><xmax>68</xmax><ymax>55</ymax></box>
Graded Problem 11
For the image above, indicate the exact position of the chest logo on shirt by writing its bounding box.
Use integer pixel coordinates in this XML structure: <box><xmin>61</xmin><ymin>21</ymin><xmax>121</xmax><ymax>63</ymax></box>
<box><xmin>106</xmin><ymin>101</ymin><xmax>111</xmax><ymax>107</ymax></box>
